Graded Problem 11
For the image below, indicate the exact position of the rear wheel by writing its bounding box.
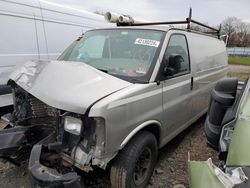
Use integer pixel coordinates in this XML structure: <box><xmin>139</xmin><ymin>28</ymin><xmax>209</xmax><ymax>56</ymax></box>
<box><xmin>110</xmin><ymin>131</ymin><xmax>158</xmax><ymax>188</ymax></box>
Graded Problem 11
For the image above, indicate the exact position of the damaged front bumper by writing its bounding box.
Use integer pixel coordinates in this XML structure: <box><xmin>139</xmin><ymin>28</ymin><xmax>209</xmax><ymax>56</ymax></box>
<box><xmin>29</xmin><ymin>145</ymin><xmax>85</xmax><ymax>188</ymax></box>
<box><xmin>0</xmin><ymin>122</ymin><xmax>88</xmax><ymax>188</ymax></box>
<box><xmin>0</xmin><ymin>84</ymin><xmax>109</xmax><ymax>187</ymax></box>
<box><xmin>0</xmin><ymin>124</ymin><xmax>55</xmax><ymax>164</ymax></box>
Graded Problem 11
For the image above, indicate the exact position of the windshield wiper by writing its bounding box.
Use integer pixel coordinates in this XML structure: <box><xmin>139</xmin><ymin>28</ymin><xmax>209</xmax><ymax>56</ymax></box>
<box><xmin>131</xmin><ymin>78</ymin><xmax>148</xmax><ymax>84</ymax></box>
<box><xmin>97</xmin><ymin>68</ymin><xmax>109</xmax><ymax>73</ymax></box>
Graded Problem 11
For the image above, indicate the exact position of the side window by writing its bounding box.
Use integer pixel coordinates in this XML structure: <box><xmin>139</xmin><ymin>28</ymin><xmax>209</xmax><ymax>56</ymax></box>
<box><xmin>164</xmin><ymin>34</ymin><xmax>190</xmax><ymax>76</ymax></box>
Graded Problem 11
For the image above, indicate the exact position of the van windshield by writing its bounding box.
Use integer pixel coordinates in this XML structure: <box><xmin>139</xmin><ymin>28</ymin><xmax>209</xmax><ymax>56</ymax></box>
<box><xmin>59</xmin><ymin>29</ymin><xmax>164</xmax><ymax>82</ymax></box>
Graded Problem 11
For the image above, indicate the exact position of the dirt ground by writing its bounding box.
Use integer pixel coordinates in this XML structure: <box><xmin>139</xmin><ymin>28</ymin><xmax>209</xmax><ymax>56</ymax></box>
<box><xmin>0</xmin><ymin>64</ymin><xmax>249</xmax><ymax>188</ymax></box>
<box><xmin>228</xmin><ymin>64</ymin><xmax>250</xmax><ymax>81</ymax></box>
<box><xmin>0</xmin><ymin>116</ymin><xmax>218</xmax><ymax>188</ymax></box>
<box><xmin>228</xmin><ymin>64</ymin><xmax>250</xmax><ymax>73</ymax></box>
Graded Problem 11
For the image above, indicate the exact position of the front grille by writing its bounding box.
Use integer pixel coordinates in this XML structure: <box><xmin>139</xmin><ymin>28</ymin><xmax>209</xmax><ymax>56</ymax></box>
<box><xmin>13</xmin><ymin>86</ymin><xmax>58</xmax><ymax>124</ymax></box>
<box><xmin>29</xmin><ymin>95</ymin><xmax>58</xmax><ymax>118</ymax></box>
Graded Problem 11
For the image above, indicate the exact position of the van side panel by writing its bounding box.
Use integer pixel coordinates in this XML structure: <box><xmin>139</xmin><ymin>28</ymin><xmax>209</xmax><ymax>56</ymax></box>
<box><xmin>0</xmin><ymin>0</ymin><xmax>41</xmax><ymax>85</ymax></box>
<box><xmin>187</xmin><ymin>33</ymin><xmax>228</xmax><ymax>72</ymax></box>
<box><xmin>39</xmin><ymin>1</ymin><xmax>109</xmax><ymax>60</ymax></box>
<box><xmin>187</xmin><ymin>33</ymin><xmax>228</xmax><ymax>117</ymax></box>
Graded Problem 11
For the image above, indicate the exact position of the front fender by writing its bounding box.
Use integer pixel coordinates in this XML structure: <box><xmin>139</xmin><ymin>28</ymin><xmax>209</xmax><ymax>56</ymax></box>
<box><xmin>119</xmin><ymin>120</ymin><xmax>162</xmax><ymax>149</ymax></box>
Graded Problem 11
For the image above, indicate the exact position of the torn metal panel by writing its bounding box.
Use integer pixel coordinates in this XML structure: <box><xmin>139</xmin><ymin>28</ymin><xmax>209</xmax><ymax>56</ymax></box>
<box><xmin>233</xmin><ymin>167</ymin><xmax>250</xmax><ymax>188</ymax></box>
<box><xmin>0</xmin><ymin>126</ymin><xmax>27</xmax><ymax>156</ymax></box>
<box><xmin>189</xmin><ymin>159</ymin><xmax>248</xmax><ymax>188</ymax></box>
<box><xmin>226</xmin><ymin>168</ymin><xmax>248</xmax><ymax>185</ymax></box>
<box><xmin>0</xmin><ymin>125</ymin><xmax>56</xmax><ymax>164</ymax></box>
<box><xmin>188</xmin><ymin>159</ymin><xmax>228</xmax><ymax>188</ymax></box>
<box><xmin>9</xmin><ymin>60</ymin><xmax>131</xmax><ymax>114</ymax></box>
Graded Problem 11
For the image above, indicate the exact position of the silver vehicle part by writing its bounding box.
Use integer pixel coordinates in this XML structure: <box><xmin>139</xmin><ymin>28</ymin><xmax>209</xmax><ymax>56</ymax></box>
<box><xmin>9</xmin><ymin>60</ymin><xmax>131</xmax><ymax>114</ymax></box>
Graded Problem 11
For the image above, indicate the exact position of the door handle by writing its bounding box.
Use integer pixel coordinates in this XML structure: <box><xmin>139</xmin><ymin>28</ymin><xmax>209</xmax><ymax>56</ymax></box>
<box><xmin>191</xmin><ymin>76</ymin><xmax>194</xmax><ymax>90</ymax></box>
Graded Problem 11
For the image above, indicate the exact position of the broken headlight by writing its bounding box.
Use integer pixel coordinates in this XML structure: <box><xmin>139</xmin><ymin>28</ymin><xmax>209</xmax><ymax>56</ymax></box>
<box><xmin>64</xmin><ymin>116</ymin><xmax>82</xmax><ymax>135</ymax></box>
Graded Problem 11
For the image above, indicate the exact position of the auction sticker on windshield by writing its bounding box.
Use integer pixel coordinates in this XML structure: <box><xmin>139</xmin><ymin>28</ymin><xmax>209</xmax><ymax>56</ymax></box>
<box><xmin>135</xmin><ymin>38</ymin><xmax>160</xmax><ymax>47</ymax></box>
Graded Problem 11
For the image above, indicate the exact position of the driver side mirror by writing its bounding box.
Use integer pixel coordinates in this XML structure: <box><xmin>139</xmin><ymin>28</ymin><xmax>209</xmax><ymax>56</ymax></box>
<box><xmin>164</xmin><ymin>67</ymin><xmax>175</xmax><ymax>77</ymax></box>
<box><xmin>163</xmin><ymin>54</ymin><xmax>184</xmax><ymax>77</ymax></box>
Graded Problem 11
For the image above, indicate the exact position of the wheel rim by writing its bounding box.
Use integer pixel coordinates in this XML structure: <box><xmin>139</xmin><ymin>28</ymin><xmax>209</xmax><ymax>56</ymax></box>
<box><xmin>133</xmin><ymin>147</ymin><xmax>152</xmax><ymax>186</ymax></box>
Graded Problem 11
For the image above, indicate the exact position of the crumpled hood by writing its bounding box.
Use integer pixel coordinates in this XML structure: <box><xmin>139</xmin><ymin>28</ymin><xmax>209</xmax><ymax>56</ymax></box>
<box><xmin>9</xmin><ymin>60</ymin><xmax>131</xmax><ymax>114</ymax></box>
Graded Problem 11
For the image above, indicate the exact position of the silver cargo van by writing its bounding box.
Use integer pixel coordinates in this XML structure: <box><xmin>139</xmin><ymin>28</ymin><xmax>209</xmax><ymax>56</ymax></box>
<box><xmin>0</xmin><ymin>10</ymin><xmax>228</xmax><ymax>188</ymax></box>
<box><xmin>0</xmin><ymin>0</ymin><xmax>111</xmax><ymax>107</ymax></box>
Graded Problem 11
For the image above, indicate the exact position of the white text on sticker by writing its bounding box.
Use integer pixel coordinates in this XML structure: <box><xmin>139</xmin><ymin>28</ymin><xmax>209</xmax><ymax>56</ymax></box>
<box><xmin>135</xmin><ymin>38</ymin><xmax>160</xmax><ymax>47</ymax></box>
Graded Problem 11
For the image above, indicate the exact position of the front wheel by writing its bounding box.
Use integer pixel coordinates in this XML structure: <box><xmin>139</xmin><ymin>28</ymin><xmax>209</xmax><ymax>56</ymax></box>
<box><xmin>110</xmin><ymin>131</ymin><xmax>158</xmax><ymax>188</ymax></box>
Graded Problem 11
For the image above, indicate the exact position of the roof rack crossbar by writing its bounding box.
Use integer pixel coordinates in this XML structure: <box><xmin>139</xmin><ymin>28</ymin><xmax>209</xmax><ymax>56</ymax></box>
<box><xmin>190</xmin><ymin>19</ymin><xmax>218</xmax><ymax>32</ymax></box>
<box><xmin>116</xmin><ymin>8</ymin><xmax>220</xmax><ymax>38</ymax></box>
<box><xmin>127</xmin><ymin>20</ymin><xmax>188</xmax><ymax>26</ymax></box>
<box><xmin>204</xmin><ymin>31</ymin><xmax>220</xmax><ymax>34</ymax></box>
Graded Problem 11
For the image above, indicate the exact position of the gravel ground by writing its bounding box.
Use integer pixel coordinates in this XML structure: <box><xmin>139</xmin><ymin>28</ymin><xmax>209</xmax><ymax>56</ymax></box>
<box><xmin>228</xmin><ymin>64</ymin><xmax>250</xmax><ymax>81</ymax></box>
<box><xmin>147</xmin><ymin>117</ymin><xmax>218</xmax><ymax>188</ymax></box>
<box><xmin>228</xmin><ymin>64</ymin><xmax>250</xmax><ymax>73</ymax></box>
<box><xmin>0</xmin><ymin>116</ymin><xmax>218</xmax><ymax>188</ymax></box>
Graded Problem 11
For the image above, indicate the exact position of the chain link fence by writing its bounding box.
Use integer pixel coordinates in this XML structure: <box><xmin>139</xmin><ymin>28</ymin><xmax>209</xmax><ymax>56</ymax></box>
<box><xmin>227</xmin><ymin>44</ymin><xmax>250</xmax><ymax>57</ymax></box>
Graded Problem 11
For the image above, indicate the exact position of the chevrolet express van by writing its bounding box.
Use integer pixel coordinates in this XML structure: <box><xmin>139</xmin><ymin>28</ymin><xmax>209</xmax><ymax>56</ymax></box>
<box><xmin>0</xmin><ymin>0</ymin><xmax>111</xmax><ymax>107</ymax></box>
<box><xmin>0</xmin><ymin>10</ymin><xmax>228</xmax><ymax>188</ymax></box>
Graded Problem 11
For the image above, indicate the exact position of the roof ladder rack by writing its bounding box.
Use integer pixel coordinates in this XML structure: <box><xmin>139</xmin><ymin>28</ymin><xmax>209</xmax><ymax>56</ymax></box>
<box><xmin>114</xmin><ymin>8</ymin><xmax>221</xmax><ymax>38</ymax></box>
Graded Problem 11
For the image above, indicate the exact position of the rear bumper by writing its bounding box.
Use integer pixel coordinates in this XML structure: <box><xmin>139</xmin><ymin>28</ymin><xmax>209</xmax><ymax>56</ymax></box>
<box><xmin>29</xmin><ymin>145</ymin><xmax>85</xmax><ymax>188</ymax></box>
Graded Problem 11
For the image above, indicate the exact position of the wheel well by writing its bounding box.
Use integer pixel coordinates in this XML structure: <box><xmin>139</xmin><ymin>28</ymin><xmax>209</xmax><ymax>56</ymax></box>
<box><xmin>118</xmin><ymin>122</ymin><xmax>162</xmax><ymax>154</ymax></box>
<box><xmin>108</xmin><ymin>124</ymin><xmax>161</xmax><ymax>170</ymax></box>
<box><xmin>141</xmin><ymin>124</ymin><xmax>160</xmax><ymax>146</ymax></box>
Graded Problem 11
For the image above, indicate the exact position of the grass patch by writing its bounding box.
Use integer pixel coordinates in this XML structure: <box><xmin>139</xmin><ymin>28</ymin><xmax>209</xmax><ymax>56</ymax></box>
<box><xmin>228</xmin><ymin>56</ymin><xmax>250</xmax><ymax>66</ymax></box>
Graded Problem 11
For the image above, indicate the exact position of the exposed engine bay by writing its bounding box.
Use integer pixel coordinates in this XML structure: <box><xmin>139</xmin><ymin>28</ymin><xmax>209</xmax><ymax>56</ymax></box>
<box><xmin>0</xmin><ymin>82</ymin><xmax>107</xmax><ymax>187</ymax></box>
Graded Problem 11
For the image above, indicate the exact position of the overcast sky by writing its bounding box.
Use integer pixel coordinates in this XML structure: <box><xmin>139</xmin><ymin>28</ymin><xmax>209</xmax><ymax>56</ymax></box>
<box><xmin>50</xmin><ymin>0</ymin><xmax>250</xmax><ymax>25</ymax></box>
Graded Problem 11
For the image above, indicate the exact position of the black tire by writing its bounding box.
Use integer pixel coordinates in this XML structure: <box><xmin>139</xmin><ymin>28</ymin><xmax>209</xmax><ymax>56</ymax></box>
<box><xmin>110</xmin><ymin>131</ymin><xmax>158</xmax><ymax>188</ymax></box>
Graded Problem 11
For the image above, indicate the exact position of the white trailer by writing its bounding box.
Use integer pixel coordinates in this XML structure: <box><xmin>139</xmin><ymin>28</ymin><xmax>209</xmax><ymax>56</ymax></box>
<box><xmin>0</xmin><ymin>0</ymin><xmax>111</xmax><ymax>107</ymax></box>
